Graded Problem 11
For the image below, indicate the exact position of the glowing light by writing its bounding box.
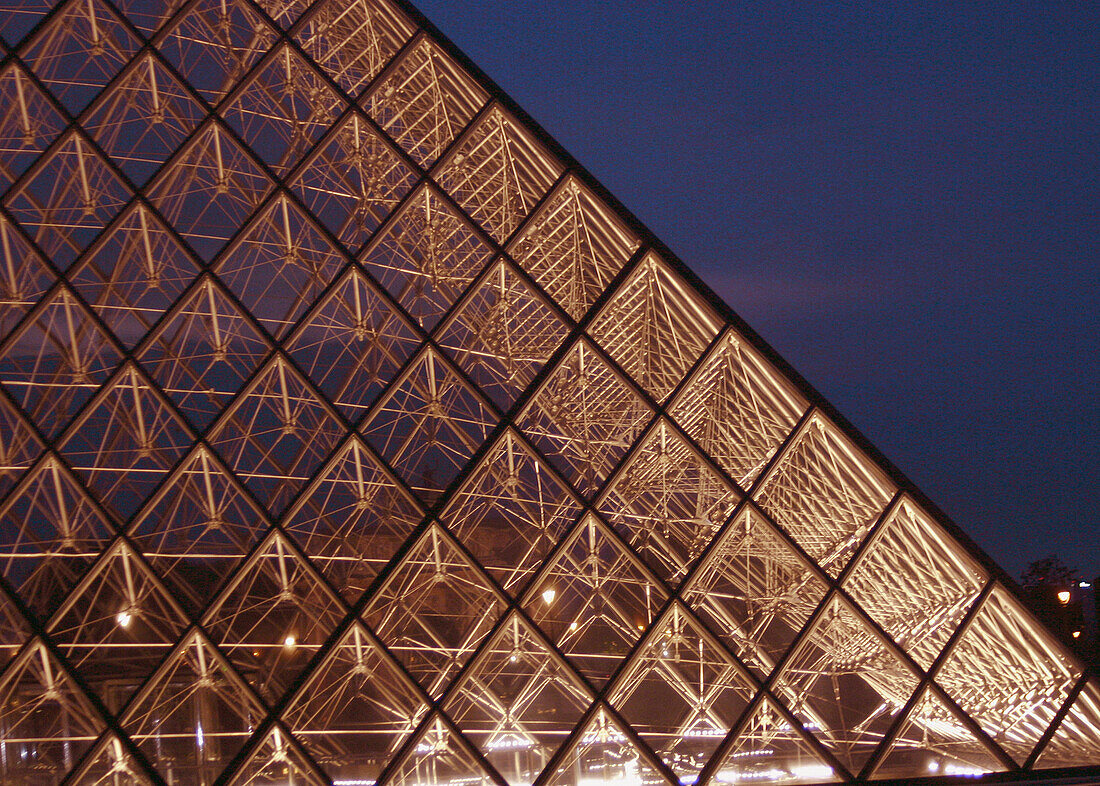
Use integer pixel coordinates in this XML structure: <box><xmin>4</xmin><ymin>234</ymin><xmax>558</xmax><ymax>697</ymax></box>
<box><xmin>569</xmin><ymin>621</ymin><xmax>578</xmax><ymax>630</ymax></box>
<box><xmin>943</xmin><ymin>763</ymin><xmax>988</xmax><ymax>777</ymax></box>
<box><xmin>1058</xmin><ymin>590</ymin><xmax>1071</xmax><ymax>604</ymax></box>
<box><xmin>1073</xmin><ymin>631</ymin><xmax>1081</xmax><ymax>638</ymax></box>
<box><xmin>284</xmin><ymin>635</ymin><xmax>297</xmax><ymax>648</ymax></box>
<box><xmin>116</xmin><ymin>611</ymin><xmax>133</xmax><ymax>628</ymax></box>
<box><xmin>1081</xmin><ymin>582</ymin><xmax>1092</xmax><ymax>588</ymax></box>
<box><xmin>542</xmin><ymin>588</ymin><xmax>556</xmax><ymax>604</ymax></box>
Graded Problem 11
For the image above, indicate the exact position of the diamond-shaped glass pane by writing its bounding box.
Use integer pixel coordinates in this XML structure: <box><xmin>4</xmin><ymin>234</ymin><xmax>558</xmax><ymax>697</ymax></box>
<box><xmin>367</xmin><ymin>37</ymin><xmax>487</xmax><ymax>168</ymax></box>
<box><xmin>668</xmin><ymin>330</ymin><xmax>807</xmax><ymax>490</ymax></box>
<box><xmin>439</xmin><ymin>429</ymin><xmax>582</xmax><ymax>596</ymax></box>
<box><xmin>360</xmin><ymin>183</ymin><xmax>493</xmax><ymax>330</ymax></box>
<box><xmin>291</xmin><ymin>111</ymin><xmax>417</xmax><ymax>252</ymax></box>
<box><xmin>935</xmin><ymin>583</ymin><xmax>1080</xmax><ymax>763</ymax></box>
<box><xmin>682</xmin><ymin>506</ymin><xmax>828</xmax><ymax>680</ymax></box>
<box><xmin>755</xmin><ymin>413</ymin><xmax>895</xmax><ymax>577</ymax></box>
<box><xmin>362</xmin><ymin>525</ymin><xmax>504</xmax><ymax>698</ymax></box>
<box><xmin>207</xmin><ymin>355</ymin><xmax>346</xmax><ymax>514</ymax></box>
<box><xmin>221</xmin><ymin>44</ymin><xmax>347</xmax><ymax>175</ymax></box>
<box><xmin>590</xmin><ymin>254</ymin><xmax>721</xmax><ymax>403</ymax></box>
<box><xmin>83</xmin><ymin>52</ymin><xmax>209</xmax><ymax>185</ymax></box>
<box><xmin>5</xmin><ymin>133</ymin><xmax>132</xmax><ymax>268</ymax></box>
<box><xmin>598</xmin><ymin>419</ymin><xmax>739</xmax><ymax>585</ymax></box>
<box><xmin>20</xmin><ymin>0</ymin><xmax>140</xmax><ymax>114</ymax></box>
<box><xmin>436</xmin><ymin>257</ymin><xmax>571</xmax><ymax>411</ymax></box>
<box><xmin>435</xmin><ymin>106</ymin><xmax>563</xmax><ymax>243</ymax></box>
<box><xmin>70</xmin><ymin>203</ymin><xmax>201</xmax><ymax>349</ymax></box>
<box><xmin>361</xmin><ymin>346</ymin><xmax>497</xmax><ymax>501</ymax></box>
<box><xmin>523</xmin><ymin>515</ymin><xmax>668</xmax><ymax>688</ymax></box>
<box><xmin>518</xmin><ymin>339</ymin><xmax>652</xmax><ymax>498</ymax></box>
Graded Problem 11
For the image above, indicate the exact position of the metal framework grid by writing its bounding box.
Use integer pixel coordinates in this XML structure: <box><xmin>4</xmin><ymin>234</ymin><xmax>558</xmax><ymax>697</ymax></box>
<box><xmin>0</xmin><ymin>0</ymin><xmax>1097</xmax><ymax>784</ymax></box>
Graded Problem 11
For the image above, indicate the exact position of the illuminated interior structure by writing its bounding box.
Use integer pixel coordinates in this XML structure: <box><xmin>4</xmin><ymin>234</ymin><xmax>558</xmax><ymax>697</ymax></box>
<box><xmin>0</xmin><ymin>0</ymin><xmax>1097</xmax><ymax>784</ymax></box>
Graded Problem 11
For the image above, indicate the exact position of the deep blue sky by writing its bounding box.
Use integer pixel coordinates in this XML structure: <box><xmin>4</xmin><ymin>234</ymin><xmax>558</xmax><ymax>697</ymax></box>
<box><xmin>415</xmin><ymin>0</ymin><xmax>1100</xmax><ymax>581</ymax></box>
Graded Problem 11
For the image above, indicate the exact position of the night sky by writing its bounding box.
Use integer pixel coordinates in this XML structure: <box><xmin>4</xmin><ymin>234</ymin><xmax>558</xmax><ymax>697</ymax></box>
<box><xmin>414</xmin><ymin>0</ymin><xmax>1100</xmax><ymax>581</ymax></box>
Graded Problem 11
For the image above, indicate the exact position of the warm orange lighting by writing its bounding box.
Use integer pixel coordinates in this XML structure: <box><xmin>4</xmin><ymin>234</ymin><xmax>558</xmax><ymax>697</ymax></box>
<box><xmin>542</xmin><ymin>588</ymin><xmax>556</xmax><ymax>604</ymax></box>
<box><xmin>1057</xmin><ymin>590</ymin><xmax>1071</xmax><ymax>604</ymax></box>
<box><xmin>284</xmin><ymin>635</ymin><xmax>297</xmax><ymax>648</ymax></box>
<box><xmin>1073</xmin><ymin>631</ymin><xmax>1081</xmax><ymax>639</ymax></box>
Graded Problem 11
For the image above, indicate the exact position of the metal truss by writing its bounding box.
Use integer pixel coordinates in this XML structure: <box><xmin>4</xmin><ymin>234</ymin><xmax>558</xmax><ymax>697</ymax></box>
<box><xmin>0</xmin><ymin>0</ymin><xmax>1097</xmax><ymax>784</ymax></box>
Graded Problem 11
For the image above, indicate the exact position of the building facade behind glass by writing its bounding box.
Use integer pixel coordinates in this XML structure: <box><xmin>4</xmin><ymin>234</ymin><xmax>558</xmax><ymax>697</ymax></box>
<box><xmin>0</xmin><ymin>0</ymin><xmax>1098</xmax><ymax>784</ymax></box>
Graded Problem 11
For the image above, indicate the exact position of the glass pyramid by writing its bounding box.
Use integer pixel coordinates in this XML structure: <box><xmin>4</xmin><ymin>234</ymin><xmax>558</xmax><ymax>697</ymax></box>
<box><xmin>0</xmin><ymin>0</ymin><xmax>1096</xmax><ymax>784</ymax></box>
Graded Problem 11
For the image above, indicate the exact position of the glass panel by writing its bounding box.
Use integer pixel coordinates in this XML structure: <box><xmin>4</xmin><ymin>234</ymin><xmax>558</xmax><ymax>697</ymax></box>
<box><xmin>224</xmin><ymin>725</ymin><xmax>329</xmax><ymax>785</ymax></box>
<box><xmin>47</xmin><ymin>542</ymin><xmax>190</xmax><ymax>714</ymax></box>
<box><xmin>385</xmin><ymin>714</ymin><xmax>498</xmax><ymax>786</ymax></box>
<box><xmin>70</xmin><ymin>203</ymin><xmax>201</xmax><ymax>349</ymax></box>
<box><xmin>0</xmin><ymin>288</ymin><xmax>122</xmax><ymax>437</ymax></box>
<box><xmin>609</xmin><ymin>604</ymin><xmax>756</xmax><ymax>784</ymax></box>
<box><xmin>207</xmin><ymin>355</ymin><xmax>346</xmax><ymax>514</ymax></box>
<box><xmin>682</xmin><ymin>507</ymin><xmax>827</xmax><ymax>680</ymax></box>
<box><xmin>667</xmin><ymin>331</ymin><xmax>806</xmax><ymax>490</ymax></box>
<box><xmin>283</xmin><ymin>437</ymin><xmax>422</xmax><ymax>603</ymax></box>
<box><xmin>440</xmin><ymin>429</ymin><xmax>581</xmax><ymax>597</ymax></box>
<box><xmin>542</xmin><ymin>706</ymin><xmax>672</xmax><ymax>786</ymax></box>
<box><xmin>285</xmin><ymin>266</ymin><xmax>421</xmax><ymax>422</ymax></box>
<box><xmin>0</xmin><ymin>0</ymin><xmax>50</xmax><ymax>44</ymax></box>
<box><xmin>1035</xmin><ymin>678</ymin><xmax>1100</xmax><ymax>768</ymax></box>
<box><xmin>367</xmin><ymin>37</ymin><xmax>488</xmax><ymax>168</ymax></box>
<box><xmin>597</xmin><ymin>419</ymin><xmax>738</xmax><ymax>586</ymax></box>
<box><xmin>58</xmin><ymin>364</ymin><xmax>193</xmax><ymax>519</ymax></box>
<box><xmin>445</xmin><ymin>611</ymin><xmax>592</xmax><ymax>786</ymax></box>
<box><xmin>360</xmin><ymin>183</ymin><xmax>493</xmax><ymax>331</ymax></box>
<box><xmin>0</xmin><ymin>457</ymin><xmax>117</xmax><ymax>620</ymax></box>
<box><xmin>215</xmin><ymin>195</ymin><xmax>347</xmax><ymax>339</ymax></box>
<box><xmin>754</xmin><ymin>413</ymin><xmax>895</xmax><ymax>578</ymax></box>
<box><xmin>149</xmin><ymin>123</ymin><xmax>274</xmax><ymax>261</ymax></box>
<box><xmin>19</xmin><ymin>0</ymin><xmax>140</xmax><ymax>114</ymax></box>
<box><xmin>870</xmin><ymin>686</ymin><xmax>1007</xmax><ymax>780</ymax></box>
<box><xmin>136</xmin><ymin>276</ymin><xmax>271</xmax><ymax>430</ymax></box>
<box><xmin>158</xmin><ymin>0</ymin><xmax>277</xmax><ymax>105</ymax></box>
<box><xmin>843</xmin><ymin>498</ymin><xmax>986</xmax><ymax>669</ymax></box>
<box><xmin>0</xmin><ymin>214</ymin><xmax>55</xmax><ymax>343</ymax></box>
<box><xmin>283</xmin><ymin>622</ymin><xmax>428</xmax><ymax>784</ymax></box>
<box><xmin>436</xmin><ymin>258</ymin><xmax>572</xmax><ymax>411</ymax></box>
<box><xmin>435</xmin><ymin>105</ymin><xmax>563</xmax><ymax>244</ymax></box>
<box><xmin>517</xmin><ymin>339</ymin><xmax>652</xmax><ymax>498</ymax></box>
<box><xmin>522</xmin><ymin>515</ymin><xmax>668</xmax><ymax>688</ymax></box>
<box><xmin>362</xmin><ymin>525</ymin><xmax>504</xmax><ymax>698</ymax></box>
<box><xmin>771</xmin><ymin>594</ymin><xmax>920</xmax><ymax>774</ymax></box>
<box><xmin>294</xmin><ymin>0</ymin><xmax>414</xmax><ymax>99</ymax></box>
<box><xmin>589</xmin><ymin>255</ymin><xmax>720</xmax><ymax>403</ymax></box>
<box><xmin>936</xmin><ymin>583</ymin><xmax>1081</xmax><ymax>763</ymax></box>
<box><xmin>0</xmin><ymin>391</ymin><xmax>43</xmax><ymax>499</ymax></box>
<box><xmin>112</xmin><ymin>0</ymin><xmax>187</xmax><ymax>37</ymax></box>
<box><xmin>290</xmin><ymin>112</ymin><xmax>417</xmax><ymax>252</ymax></box>
<box><xmin>361</xmin><ymin>346</ymin><xmax>497</xmax><ymax>502</ymax></box>
<box><xmin>707</xmin><ymin>697</ymin><xmax>840</xmax><ymax>785</ymax></box>
<box><xmin>221</xmin><ymin>44</ymin><xmax>346</xmax><ymax>174</ymax></box>
<box><xmin>83</xmin><ymin>52</ymin><xmax>208</xmax><ymax>185</ymax></box>
<box><xmin>66</xmin><ymin>733</ymin><xmax>155</xmax><ymax>785</ymax></box>
<box><xmin>129</xmin><ymin>446</ymin><xmax>269</xmax><ymax>616</ymax></box>
<box><xmin>5</xmin><ymin>133</ymin><xmax>132</xmax><ymax>269</ymax></box>
<box><xmin>508</xmin><ymin>176</ymin><xmax>639</xmax><ymax>321</ymax></box>
<box><xmin>0</xmin><ymin>641</ymin><xmax>105</xmax><ymax>784</ymax></box>
<box><xmin>201</xmin><ymin>531</ymin><xmax>347</xmax><ymax>704</ymax></box>
<box><xmin>121</xmin><ymin>631</ymin><xmax>266</xmax><ymax>785</ymax></box>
